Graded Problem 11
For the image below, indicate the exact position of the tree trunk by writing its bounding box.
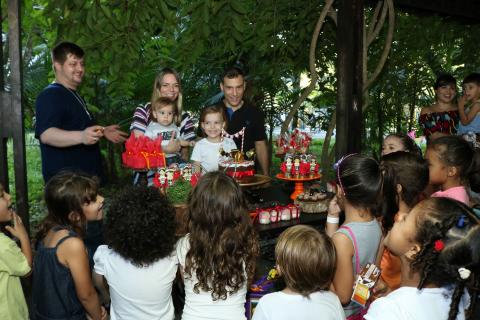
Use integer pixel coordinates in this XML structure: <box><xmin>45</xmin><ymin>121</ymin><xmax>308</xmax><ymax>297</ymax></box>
<box><xmin>377</xmin><ymin>90</ymin><xmax>384</xmax><ymax>154</ymax></box>
<box><xmin>320</xmin><ymin>110</ymin><xmax>336</xmax><ymax>182</ymax></box>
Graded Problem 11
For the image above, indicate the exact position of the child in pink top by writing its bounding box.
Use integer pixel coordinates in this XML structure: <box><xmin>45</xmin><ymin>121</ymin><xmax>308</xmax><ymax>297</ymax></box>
<box><xmin>425</xmin><ymin>135</ymin><xmax>480</xmax><ymax>205</ymax></box>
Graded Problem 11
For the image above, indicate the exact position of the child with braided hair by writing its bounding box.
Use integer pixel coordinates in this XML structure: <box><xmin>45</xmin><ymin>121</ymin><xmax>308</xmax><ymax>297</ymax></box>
<box><xmin>365</xmin><ymin>197</ymin><xmax>480</xmax><ymax>320</ymax></box>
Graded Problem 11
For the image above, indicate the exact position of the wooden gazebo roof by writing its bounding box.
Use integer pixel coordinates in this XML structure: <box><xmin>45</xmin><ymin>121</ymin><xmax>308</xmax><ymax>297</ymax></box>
<box><xmin>395</xmin><ymin>0</ymin><xmax>480</xmax><ymax>21</ymax></box>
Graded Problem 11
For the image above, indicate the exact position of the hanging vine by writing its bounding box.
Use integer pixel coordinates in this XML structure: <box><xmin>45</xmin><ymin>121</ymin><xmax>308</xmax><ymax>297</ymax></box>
<box><xmin>280</xmin><ymin>0</ymin><xmax>335</xmax><ymax>137</ymax></box>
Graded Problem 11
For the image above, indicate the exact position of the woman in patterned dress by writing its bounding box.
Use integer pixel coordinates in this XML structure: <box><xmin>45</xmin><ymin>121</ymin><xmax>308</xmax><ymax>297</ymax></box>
<box><xmin>419</xmin><ymin>74</ymin><xmax>459</xmax><ymax>141</ymax></box>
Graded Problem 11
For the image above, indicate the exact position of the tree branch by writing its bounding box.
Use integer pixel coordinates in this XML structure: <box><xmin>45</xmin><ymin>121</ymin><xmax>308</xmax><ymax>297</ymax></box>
<box><xmin>280</xmin><ymin>0</ymin><xmax>334</xmax><ymax>136</ymax></box>
<box><xmin>364</xmin><ymin>0</ymin><xmax>395</xmax><ymax>92</ymax></box>
<box><xmin>367</xmin><ymin>1</ymin><xmax>387</xmax><ymax>47</ymax></box>
<box><xmin>364</xmin><ymin>2</ymin><xmax>380</xmax><ymax>82</ymax></box>
<box><xmin>366</xmin><ymin>1</ymin><xmax>382</xmax><ymax>39</ymax></box>
<box><xmin>327</xmin><ymin>7</ymin><xmax>337</xmax><ymax>26</ymax></box>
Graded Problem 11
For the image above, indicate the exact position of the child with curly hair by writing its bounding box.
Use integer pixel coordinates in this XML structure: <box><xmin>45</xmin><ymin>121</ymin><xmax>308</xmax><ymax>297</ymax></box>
<box><xmin>252</xmin><ymin>225</ymin><xmax>345</xmax><ymax>320</ymax></box>
<box><xmin>425</xmin><ymin>135</ymin><xmax>480</xmax><ymax>205</ymax></box>
<box><xmin>0</xmin><ymin>184</ymin><xmax>32</xmax><ymax>320</ymax></box>
<box><xmin>177</xmin><ymin>171</ymin><xmax>259</xmax><ymax>320</ymax></box>
<box><xmin>366</xmin><ymin>197</ymin><xmax>480</xmax><ymax>320</ymax></box>
<box><xmin>32</xmin><ymin>172</ymin><xmax>106</xmax><ymax>320</ymax></box>
<box><xmin>93</xmin><ymin>185</ymin><xmax>177</xmax><ymax>320</ymax></box>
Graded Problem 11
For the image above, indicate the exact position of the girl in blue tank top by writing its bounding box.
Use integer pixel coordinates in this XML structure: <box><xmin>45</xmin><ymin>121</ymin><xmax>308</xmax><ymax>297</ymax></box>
<box><xmin>326</xmin><ymin>154</ymin><xmax>391</xmax><ymax>319</ymax></box>
<box><xmin>32</xmin><ymin>172</ymin><xmax>106</xmax><ymax>320</ymax></box>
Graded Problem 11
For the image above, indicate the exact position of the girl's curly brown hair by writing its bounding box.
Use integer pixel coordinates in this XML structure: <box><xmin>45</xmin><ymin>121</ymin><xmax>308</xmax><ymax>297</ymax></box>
<box><xmin>410</xmin><ymin>197</ymin><xmax>480</xmax><ymax>320</ymax></box>
<box><xmin>184</xmin><ymin>171</ymin><xmax>259</xmax><ymax>301</ymax></box>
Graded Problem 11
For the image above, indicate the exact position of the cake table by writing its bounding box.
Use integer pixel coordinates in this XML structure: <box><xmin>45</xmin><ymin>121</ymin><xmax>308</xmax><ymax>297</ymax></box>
<box><xmin>237</xmin><ymin>174</ymin><xmax>272</xmax><ymax>188</ymax></box>
<box><xmin>275</xmin><ymin>173</ymin><xmax>322</xmax><ymax>200</ymax></box>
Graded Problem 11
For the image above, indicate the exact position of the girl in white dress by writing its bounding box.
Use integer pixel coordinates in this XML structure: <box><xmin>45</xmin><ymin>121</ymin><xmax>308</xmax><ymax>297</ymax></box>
<box><xmin>366</xmin><ymin>197</ymin><xmax>479</xmax><ymax>320</ymax></box>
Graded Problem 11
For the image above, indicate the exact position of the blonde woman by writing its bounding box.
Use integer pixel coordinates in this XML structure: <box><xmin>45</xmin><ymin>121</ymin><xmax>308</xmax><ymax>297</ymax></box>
<box><xmin>130</xmin><ymin>67</ymin><xmax>195</xmax><ymax>158</ymax></box>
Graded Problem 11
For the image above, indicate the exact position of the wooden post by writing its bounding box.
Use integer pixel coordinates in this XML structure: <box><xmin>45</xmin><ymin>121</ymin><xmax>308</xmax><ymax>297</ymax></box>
<box><xmin>336</xmin><ymin>0</ymin><xmax>364</xmax><ymax>159</ymax></box>
<box><xmin>0</xmin><ymin>3</ymin><xmax>9</xmax><ymax>191</ymax></box>
<box><xmin>8</xmin><ymin>0</ymin><xmax>29</xmax><ymax>232</ymax></box>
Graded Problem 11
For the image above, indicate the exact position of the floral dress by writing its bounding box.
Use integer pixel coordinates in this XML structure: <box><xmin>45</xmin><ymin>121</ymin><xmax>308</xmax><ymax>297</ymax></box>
<box><xmin>418</xmin><ymin>110</ymin><xmax>459</xmax><ymax>138</ymax></box>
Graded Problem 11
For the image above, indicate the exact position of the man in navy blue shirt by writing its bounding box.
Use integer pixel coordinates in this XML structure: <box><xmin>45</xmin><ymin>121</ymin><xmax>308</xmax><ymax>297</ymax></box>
<box><xmin>35</xmin><ymin>42</ymin><xmax>127</xmax><ymax>183</ymax></box>
<box><xmin>217</xmin><ymin>66</ymin><xmax>269</xmax><ymax>175</ymax></box>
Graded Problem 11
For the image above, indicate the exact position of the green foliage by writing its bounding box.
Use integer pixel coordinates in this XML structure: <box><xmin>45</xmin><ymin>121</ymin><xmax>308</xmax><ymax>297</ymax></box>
<box><xmin>7</xmin><ymin>1</ymin><xmax>480</xmax><ymax>221</ymax></box>
<box><xmin>363</xmin><ymin>13</ymin><xmax>480</xmax><ymax>155</ymax></box>
<box><xmin>166</xmin><ymin>178</ymin><xmax>192</xmax><ymax>205</ymax></box>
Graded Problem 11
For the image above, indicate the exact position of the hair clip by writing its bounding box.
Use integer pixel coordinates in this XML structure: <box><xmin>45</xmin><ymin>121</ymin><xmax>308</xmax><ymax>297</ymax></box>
<box><xmin>456</xmin><ymin>215</ymin><xmax>466</xmax><ymax>228</ymax></box>
<box><xmin>407</xmin><ymin>131</ymin><xmax>416</xmax><ymax>140</ymax></box>
<box><xmin>332</xmin><ymin>158</ymin><xmax>342</xmax><ymax>171</ymax></box>
<box><xmin>333</xmin><ymin>153</ymin><xmax>357</xmax><ymax>195</ymax></box>
<box><xmin>434</xmin><ymin>239</ymin><xmax>445</xmax><ymax>252</ymax></box>
<box><xmin>458</xmin><ymin>267</ymin><xmax>471</xmax><ymax>280</ymax></box>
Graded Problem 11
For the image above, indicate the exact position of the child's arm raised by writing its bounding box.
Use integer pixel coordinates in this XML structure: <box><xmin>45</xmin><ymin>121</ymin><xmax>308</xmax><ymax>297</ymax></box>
<box><xmin>326</xmin><ymin>197</ymin><xmax>341</xmax><ymax>237</ymax></box>
<box><xmin>58</xmin><ymin>237</ymin><xmax>104</xmax><ymax>320</ymax></box>
<box><xmin>458</xmin><ymin>96</ymin><xmax>480</xmax><ymax>125</ymax></box>
<box><xmin>5</xmin><ymin>212</ymin><xmax>32</xmax><ymax>271</ymax></box>
<box><xmin>331</xmin><ymin>232</ymin><xmax>355</xmax><ymax>305</ymax></box>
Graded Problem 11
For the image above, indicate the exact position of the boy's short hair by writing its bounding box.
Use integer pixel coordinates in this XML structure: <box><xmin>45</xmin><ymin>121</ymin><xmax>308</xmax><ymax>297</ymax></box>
<box><xmin>462</xmin><ymin>72</ymin><xmax>480</xmax><ymax>86</ymax></box>
<box><xmin>52</xmin><ymin>42</ymin><xmax>84</xmax><ymax>64</ymax></box>
<box><xmin>275</xmin><ymin>225</ymin><xmax>336</xmax><ymax>296</ymax></box>
<box><xmin>151</xmin><ymin>97</ymin><xmax>177</xmax><ymax>114</ymax></box>
<box><xmin>221</xmin><ymin>66</ymin><xmax>245</xmax><ymax>82</ymax></box>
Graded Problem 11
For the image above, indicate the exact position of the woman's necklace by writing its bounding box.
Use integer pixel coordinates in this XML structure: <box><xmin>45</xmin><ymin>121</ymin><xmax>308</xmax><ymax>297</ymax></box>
<box><xmin>55</xmin><ymin>82</ymin><xmax>92</xmax><ymax>119</ymax></box>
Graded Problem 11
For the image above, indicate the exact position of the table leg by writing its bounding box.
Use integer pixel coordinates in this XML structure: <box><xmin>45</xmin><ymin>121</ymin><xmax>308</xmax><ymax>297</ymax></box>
<box><xmin>290</xmin><ymin>181</ymin><xmax>304</xmax><ymax>200</ymax></box>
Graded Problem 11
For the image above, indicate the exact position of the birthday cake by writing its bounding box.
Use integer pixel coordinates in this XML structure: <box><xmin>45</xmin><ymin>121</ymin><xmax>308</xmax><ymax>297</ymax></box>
<box><xmin>218</xmin><ymin>150</ymin><xmax>255</xmax><ymax>179</ymax></box>
<box><xmin>218</xmin><ymin>128</ymin><xmax>256</xmax><ymax>180</ymax></box>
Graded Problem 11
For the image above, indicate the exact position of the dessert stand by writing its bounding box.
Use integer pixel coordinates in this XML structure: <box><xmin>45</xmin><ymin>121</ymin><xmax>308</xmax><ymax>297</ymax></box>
<box><xmin>275</xmin><ymin>173</ymin><xmax>322</xmax><ymax>200</ymax></box>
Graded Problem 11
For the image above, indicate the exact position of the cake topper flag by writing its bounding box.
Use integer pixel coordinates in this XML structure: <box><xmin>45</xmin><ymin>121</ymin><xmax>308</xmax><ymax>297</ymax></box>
<box><xmin>222</xmin><ymin>127</ymin><xmax>246</xmax><ymax>152</ymax></box>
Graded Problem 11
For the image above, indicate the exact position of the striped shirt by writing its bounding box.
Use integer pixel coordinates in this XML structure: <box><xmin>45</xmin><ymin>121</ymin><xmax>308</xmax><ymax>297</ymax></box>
<box><xmin>130</xmin><ymin>102</ymin><xmax>196</xmax><ymax>141</ymax></box>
